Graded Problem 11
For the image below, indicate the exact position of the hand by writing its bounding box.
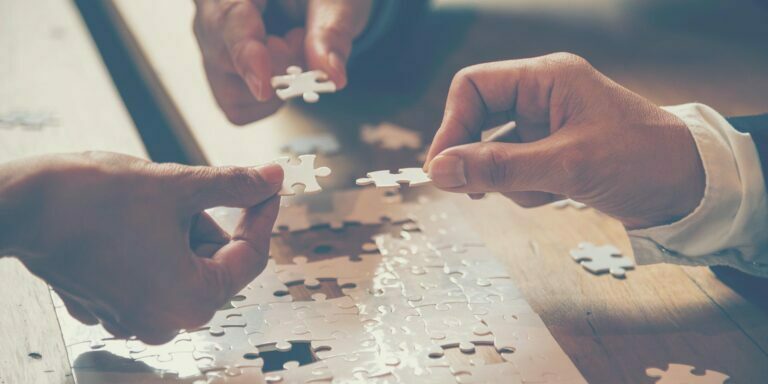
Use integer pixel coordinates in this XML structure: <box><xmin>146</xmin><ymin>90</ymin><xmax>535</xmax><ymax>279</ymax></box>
<box><xmin>1</xmin><ymin>152</ymin><xmax>283</xmax><ymax>344</ymax></box>
<box><xmin>193</xmin><ymin>0</ymin><xmax>373</xmax><ymax>124</ymax></box>
<box><xmin>425</xmin><ymin>53</ymin><xmax>705</xmax><ymax>230</ymax></box>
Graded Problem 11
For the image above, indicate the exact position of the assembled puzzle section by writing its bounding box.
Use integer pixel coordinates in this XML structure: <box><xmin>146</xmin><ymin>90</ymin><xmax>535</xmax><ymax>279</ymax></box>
<box><xmin>55</xmin><ymin>191</ymin><xmax>588</xmax><ymax>383</ymax></box>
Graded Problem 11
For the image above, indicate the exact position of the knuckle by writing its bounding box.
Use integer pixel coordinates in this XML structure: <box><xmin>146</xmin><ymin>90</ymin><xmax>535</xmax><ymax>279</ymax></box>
<box><xmin>540</xmin><ymin>52</ymin><xmax>595</xmax><ymax>80</ymax></box>
<box><xmin>479</xmin><ymin>146</ymin><xmax>509</xmax><ymax>188</ymax></box>
<box><xmin>452</xmin><ymin>66</ymin><xmax>477</xmax><ymax>88</ymax></box>
<box><xmin>228</xmin><ymin>40</ymin><xmax>251</xmax><ymax>68</ymax></box>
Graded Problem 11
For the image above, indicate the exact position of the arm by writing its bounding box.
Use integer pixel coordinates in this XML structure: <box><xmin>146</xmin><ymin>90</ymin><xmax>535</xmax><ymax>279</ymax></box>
<box><xmin>423</xmin><ymin>53</ymin><xmax>768</xmax><ymax>277</ymax></box>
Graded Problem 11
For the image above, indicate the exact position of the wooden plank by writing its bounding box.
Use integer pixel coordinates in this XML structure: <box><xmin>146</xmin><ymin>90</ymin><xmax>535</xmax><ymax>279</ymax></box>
<box><xmin>106</xmin><ymin>0</ymin><xmax>768</xmax><ymax>382</ymax></box>
<box><xmin>0</xmin><ymin>0</ymin><xmax>147</xmax><ymax>383</ymax></box>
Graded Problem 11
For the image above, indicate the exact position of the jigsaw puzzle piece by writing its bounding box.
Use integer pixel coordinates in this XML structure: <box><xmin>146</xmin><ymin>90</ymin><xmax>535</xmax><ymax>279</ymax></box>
<box><xmin>273</xmin><ymin>254</ymin><xmax>385</xmax><ymax>286</ymax></box>
<box><xmin>271</xmin><ymin>65</ymin><xmax>336</xmax><ymax>103</ymax></box>
<box><xmin>281</xmin><ymin>134</ymin><xmax>340</xmax><ymax>155</ymax></box>
<box><xmin>263</xmin><ymin>361</ymin><xmax>333</xmax><ymax>384</ymax></box>
<box><xmin>646</xmin><ymin>363</ymin><xmax>730</xmax><ymax>384</ymax></box>
<box><xmin>189</xmin><ymin>308</ymin><xmax>246</xmax><ymax>336</ymax></box>
<box><xmin>274</xmin><ymin>155</ymin><xmax>332</xmax><ymax>196</ymax></box>
<box><xmin>230</xmin><ymin>261</ymin><xmax>293</xmax><ymax>308</ymax></box>
<box><xmin>551</xmin><ymin>199</ymin><xmax>588</xmax><ymax>209</ymax></box>
<box><xmin>479</xmin><ymin>312</ymin><xmax>585</xmax><ymax>383</ymax></box>
<box><xmin>360</xmin><ymin>122</ymin><xmax>422</xmax><ymax>150</ymax></box>
<box><xmin>453</xmin><ymin>362</ymin><xmax>523</xmax><ymax>384</ymax></box>
<box><xmin>57</xmin><ymin>311</ymin><xmax>113</xmax><ymax>349</ymax></box>
<box><xmin>570</xmin><ymin>242</ymin><xmax>635</xmax><ymax>278</ymax></box>
<box><xmin>356</xmin><ymin>168</ymin><xmax>431</xmax><ymax>188</ymax></box>
<box><xmin>417</xmin><ymin>304</ymin><xmax>494</xmax><ymax>349</ymax></box>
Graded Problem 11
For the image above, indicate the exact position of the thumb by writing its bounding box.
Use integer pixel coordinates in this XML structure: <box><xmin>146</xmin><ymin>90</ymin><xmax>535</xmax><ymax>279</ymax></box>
<box><xmin>171</xmin><ymin>163</ymin><xmax>283</xmax><ymax>212</ymax></box>
<box><xmin>304</xmin><ymin>0</ymin><xmax>373</xmax><ymax>88</ymax></box>
<box><xmin>195</xmin><ymin>195</ymin><xmax>280</xmax><ymax>306</ymax></box>
<box><xmin>427</xmin><ymin>138</ymin><xmax>572</xmax><ymax>195</ymax></box>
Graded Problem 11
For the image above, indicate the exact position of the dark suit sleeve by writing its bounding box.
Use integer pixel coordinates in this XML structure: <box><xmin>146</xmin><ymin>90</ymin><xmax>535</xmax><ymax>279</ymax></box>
<box><xmin>727</xmin><ymin>114</ymin><xmax>768</xmax><ymax>191</ymax></box>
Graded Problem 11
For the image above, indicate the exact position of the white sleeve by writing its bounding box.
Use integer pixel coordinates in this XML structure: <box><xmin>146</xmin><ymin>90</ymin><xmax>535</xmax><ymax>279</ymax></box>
<box><xmin>629</xmin><ymin>103</ymin><xmax>768</xmax><ymax>277</ymax></box>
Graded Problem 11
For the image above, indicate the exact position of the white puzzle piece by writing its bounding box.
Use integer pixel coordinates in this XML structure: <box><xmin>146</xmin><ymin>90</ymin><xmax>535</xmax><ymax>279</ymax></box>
<box><xmin>274</xmin><ymin>154</ymin><xmax>331</xmax><ymax>196</ymax></box>
<box><xmin>552</xmin><ymin>199</ymin><xmax>588</xmax><ymax>209</ymax></box>
<box><xmin>570</xmin><ymin>242</ymin><xmax>635</xmax><ymax>278</ymax></box>
<box><xmin>281</xmin><ymin>134</ymin><xmax>340</xmax><ymax>156</ymax></box>
<box><xmin>271</xmin><ymin>65</ymin><xmax>336</xmax><ymax>103</ymax></box>
<box><xmin>360</xmin><ymin>122</ymin><xmax>422</xmax><ymax>150</ymax></box>
<box><xmin>646</xmin><ymin>364</ymin><xmax>730</xmax><ymax>384</ymax></box>
<box><xmin>356</xmin><ymin>168</ymin><xmax>431</xmax><ymax>188</ymax></box>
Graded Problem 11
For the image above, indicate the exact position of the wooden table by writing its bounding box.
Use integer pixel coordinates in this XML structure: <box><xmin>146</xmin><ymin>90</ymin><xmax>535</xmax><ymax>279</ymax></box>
<box><xmin>3</xmin><ymin>0</ymin><xmax>768</xmax><ymax>382</ymax></box>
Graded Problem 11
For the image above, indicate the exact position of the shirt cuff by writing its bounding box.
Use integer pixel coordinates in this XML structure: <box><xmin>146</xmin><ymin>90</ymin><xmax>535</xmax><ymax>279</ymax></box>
<box><xmin>629</xmin><ymin>103</ymin><xmax>768</xmax><ymax>277</ymax></box>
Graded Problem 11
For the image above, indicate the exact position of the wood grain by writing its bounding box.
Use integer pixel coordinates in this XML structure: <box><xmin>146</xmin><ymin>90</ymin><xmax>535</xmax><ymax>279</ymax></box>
<box><xmin>0</xmin><ymin>0</ymin><xmax>146</xmax><ymax>383</ymax></box>
<box><xmin>104</xmin><ymin>0</ymin><xmax>768</xmax><ymax>382</ymax></box>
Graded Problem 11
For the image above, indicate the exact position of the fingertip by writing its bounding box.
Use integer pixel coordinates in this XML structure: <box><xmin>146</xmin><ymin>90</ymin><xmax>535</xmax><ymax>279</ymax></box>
<box><xmin>253</xmin><ymin>163</ymin><xmax>284</xmax><ymax>190</ymax></box>
<box><xmin>327</xmin><ymin>51</ymin><xmax>347</xmax><ymax>89</ymax></box>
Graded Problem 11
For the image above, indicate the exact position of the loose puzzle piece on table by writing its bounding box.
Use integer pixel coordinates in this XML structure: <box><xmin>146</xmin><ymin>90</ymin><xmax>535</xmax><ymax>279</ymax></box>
<box><xmin>570</xmin><ymin>242</ymin><xmax>635</xmax><ymax>278</ymax></box>
<box><xmin>281</xmin><ymin>134</ymin><xmax>340</xmax><ymax>156</ymax></box>
<box><xmin>274</xmin><ymin>154</ymin><xmax>331</xmax><ymax>196</ymax></box>
<box><xmin>356</xmin><ymin>168</ymin><xmax>431</xmax><ymax>189</ymax></box>
<box><xmin>271</xmin><ymin>65</ymin><xmax>336</xmax><ymax>103</ymax></box>
<box><xmin>360</xmin><ymin>122</ymin><xmax>422</xmax><ymax>150</ymax></box>
<box><xmin>646</xmin><ymin>364</ymin><xmax>730</xmax><ymax>384</ymax></box>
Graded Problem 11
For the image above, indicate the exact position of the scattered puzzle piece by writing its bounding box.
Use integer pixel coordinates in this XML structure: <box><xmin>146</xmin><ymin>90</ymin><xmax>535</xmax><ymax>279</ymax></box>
<box><xmin>271</xmin><ymin>66</ymin><xmax>336</xmax><ymax>103</ymax></box>
<box><xmin>281</xmin><ymin>134</ymin><xmax>340</xmax><ymax>155</ymax></box>
<box><xmin>552</xmin><ymin>199</ymin><xmax>588</xmax><ymax>209</ymax></box>
<box><xmin>646</xmin><ymin>363</ymin><xmax>730</xmax><ymax>384</ymax></box>
<box><xmin>360</xmin><ymin>122</ymin><xmax>422</xmax><ymax>150</ymax></box>
<box><xmin>570</xmin><ymin>242</ymin><xmax>635</xmax><ymax>278</ymax></box>
<box><xmin>356</xmin><ymin>168</ymin><xmax>431</xmax><ymax>188</ymax></box>
<box><xmin>274</xmin><ymin>154</ymin><xmax>332</xmax><ymax>196</ymax></box>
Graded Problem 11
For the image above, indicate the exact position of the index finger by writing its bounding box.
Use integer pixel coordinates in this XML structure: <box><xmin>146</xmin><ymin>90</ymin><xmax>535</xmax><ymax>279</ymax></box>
<box><xmin>212</xmin><ymin>0</ymin><xmax>273</xmax><ymax>101</ymax></box>
<box><xmin>424</xmin><ymin>61</ymin><xmax>525</xmax><ymax>167</ymax></box>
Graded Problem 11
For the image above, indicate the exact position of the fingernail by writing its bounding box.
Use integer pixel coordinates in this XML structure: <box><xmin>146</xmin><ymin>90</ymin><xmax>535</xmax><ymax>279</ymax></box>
<box><xmin>256</xmin><ymin>163</ymin><xmax>284</xmax><ymax>186</ymax></box>
<box><xmin>428</xmin><ymin>155</ymin><xmax>467</xmax><ymax>188</ymax></box>
<box><xmin>328</xmin><ymin>52</ymin><xmax>346</xmax><ymax>86</ymax></box>
<box><xmin>245</xmin><ymin>73</ymin><xmax>269</xmax><ymax>102</ymax></box>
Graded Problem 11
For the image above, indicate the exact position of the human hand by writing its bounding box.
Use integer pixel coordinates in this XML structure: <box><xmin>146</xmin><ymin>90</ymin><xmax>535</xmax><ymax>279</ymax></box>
<box><xmin>1</xmin><ymin>152</ymin><xmax>282</xmax><ymax>344</ymax></box>
<box><xmin>193</xmin><ymin>0</ymin><xmax>373</xmax><ymax>124</ymax></box>
<box><xmin>425</xmin><ymin>53</ymin><xmax>705</xmax><ymax>230</ymax></box>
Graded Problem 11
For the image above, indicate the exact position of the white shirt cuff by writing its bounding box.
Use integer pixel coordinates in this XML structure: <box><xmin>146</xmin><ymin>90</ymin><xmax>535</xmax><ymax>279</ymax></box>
<box><xmin>629</xmin><ymin>103</ymin><xmax>768</xmax><ymax>277</ymax></box>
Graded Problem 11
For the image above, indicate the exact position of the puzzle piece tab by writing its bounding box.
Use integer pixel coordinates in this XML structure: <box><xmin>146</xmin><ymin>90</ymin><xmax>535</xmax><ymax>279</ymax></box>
<box><xmin>274</xmin><ymin>154</ymin><xmax>332</xmax><ymax>196</ymax></box>
<box><xmin>356</xmin><ymin>168</ymin><xmax>431</xmax><ymax>188</ymax></box>
<box><xmin>271</xmin><ymin>66</ymin><xmax>336</xmax><ymax>103</ymax></box>
<box><xmin>570</xmin><ymin>242</ymin><xmax>635</xmax><ymax>278</ymax></box>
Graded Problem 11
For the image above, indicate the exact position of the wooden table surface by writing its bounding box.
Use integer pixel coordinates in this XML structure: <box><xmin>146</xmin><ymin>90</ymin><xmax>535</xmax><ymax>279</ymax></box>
<box><xmin>3</xmin><ymin>0</ymin><xmax>768</xmax><ymax>382</ymax></box>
